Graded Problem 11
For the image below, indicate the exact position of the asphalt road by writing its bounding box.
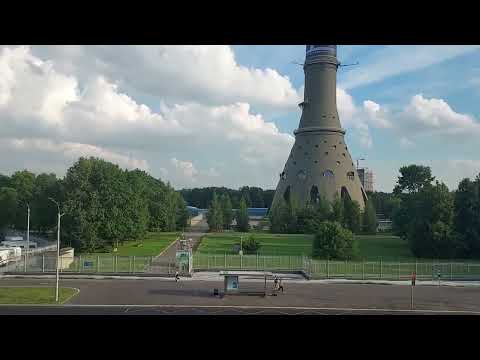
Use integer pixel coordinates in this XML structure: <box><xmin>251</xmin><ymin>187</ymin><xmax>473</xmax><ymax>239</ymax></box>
<box><xmin>2</xmin><ymin>277</ymin><xmax>480</xmax><ymax>314</ymax></box>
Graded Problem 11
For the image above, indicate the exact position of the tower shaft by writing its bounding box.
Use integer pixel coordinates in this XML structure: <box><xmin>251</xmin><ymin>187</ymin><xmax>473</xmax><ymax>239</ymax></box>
<box><xmin>272</xmin><ymin>45</ymin><xmax>367</xmax><ymax>211</ymax></box>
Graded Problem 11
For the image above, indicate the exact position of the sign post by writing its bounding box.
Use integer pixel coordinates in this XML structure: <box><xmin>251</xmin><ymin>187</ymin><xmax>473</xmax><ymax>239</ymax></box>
<box><xmin>411</xmin><ymin>271</ymin><xmax>416</xmax><ymax>310</ymax></box>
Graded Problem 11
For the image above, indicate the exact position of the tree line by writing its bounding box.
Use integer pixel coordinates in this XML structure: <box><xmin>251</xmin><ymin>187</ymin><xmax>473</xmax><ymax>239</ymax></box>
<box><xmin>390</xmin><ymin>164</ymin><xmax>480</xmax><ymax>259</ymax></box>
<box><xmin>0</xmin><ymin>157</ymin><xmax>189</xmax><ymax>253</ymax></box>
<box><xmin>180</xmin><ymin>186</ymin><xmax>275</xmax><ymax>209</ymax></box>
<box><xmin>206</xmin><ymin>192</ymin><xmax>249</xmax><ymax>232</ymax></box>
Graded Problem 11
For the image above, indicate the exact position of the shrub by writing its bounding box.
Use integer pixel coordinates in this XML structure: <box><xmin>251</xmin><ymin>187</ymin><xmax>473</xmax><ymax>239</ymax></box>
<box><xmin>238</xmin><ymin>234</ymin><xmax>261</xmax><ymax>254</ymax></box>
<box><xmin>312</xmin><ymin>221</ymin><xmax>358</xmax><ymax>260</ymax></box>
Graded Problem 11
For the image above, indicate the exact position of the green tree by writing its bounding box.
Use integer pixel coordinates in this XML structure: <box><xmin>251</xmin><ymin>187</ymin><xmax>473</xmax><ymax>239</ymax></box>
<box><xmin>407</xmin><ymin>181</ymin><xmax>458</xmax><ymax>258</ymax></box>
<box><xmin>236</xmin><ymin>196</ymin><xmax>250</xmax><ymax>232</ymax></box>
<box><xmin>312</xmin><ymin>221</ymin><xmax>358</xmax><ymax>260</ymax></box>
<box><xmin>453</xmin><ymin>175</ymin><xmax>480</xmax><ymax>258</ymax></box>
<box><xmin>0</xmin><ymin>187</ymin><xmax>18</xmax><ymax>231</ymax></box>
<box><xmin>30</xmin><ymin>173</ymin><xmax>62</xmax><ymax>233</ymax></box>
<box><xmin>393</xmin><ymin>164</ymin><xmax>435</xmax><ymax>195</ymax></box>
<box><xmin>342</xmin><ymin>198</ymin><xmax>362</xmax><ymax>234</ymax></box>
<box><xmin>362</xmin><ymin>200</ymin><xmax>377</xmax><ymax>234</ymax></box>
<box><xmin>330</xmin><ymin>193</ymin><xmax>344</xmax><ymax>223</ymax></box>
<box><xmin>207</xmin><ymin>192</ymin><xmax>223</xmax><ymax>232</ymax></box>
<box><xmin>268</xmin><ymin>199</ymin><xmax>290</xmax><ymax>233</ymax></box>
<box><xmin>10</xmin><ymin>170</ymin><xmax>36</xmax><ymax>230</ymax></box>
<box><xmin>220</xmin><ymin>194</ymin><xmax>233</xmax><ymax>230</ymax></box>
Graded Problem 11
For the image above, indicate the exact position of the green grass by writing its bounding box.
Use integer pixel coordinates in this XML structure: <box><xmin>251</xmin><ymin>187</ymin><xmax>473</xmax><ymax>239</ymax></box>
<box><xmin>196</xmin><ymin>232</ymin><xmax>314</xmax><ymax>256</ymax></box>
<box><xmin>196</xmin><ymin>232</ymin><xmax>413</xmax><ymax>259</ymax></box>
<box><xmin>82</xmin><ymin>232</ymin><xmax>179</xmax><ymax>257</ymax></box>
<box><xmin>0</xmin><ymin>287</ymin><xmax>78</xmax><ymax>304</ymax></box>
<box><xmin>356</xmin><ymin>234</ymin><xmax>414</xmax><ymax>261</ymax></box>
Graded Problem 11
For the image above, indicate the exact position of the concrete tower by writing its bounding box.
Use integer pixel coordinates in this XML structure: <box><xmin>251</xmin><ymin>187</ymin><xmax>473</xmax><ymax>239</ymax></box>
<box><xmin>272</xmin><ymin>45</ymin><xmax>367</xmax><ymax>210</ymax></box>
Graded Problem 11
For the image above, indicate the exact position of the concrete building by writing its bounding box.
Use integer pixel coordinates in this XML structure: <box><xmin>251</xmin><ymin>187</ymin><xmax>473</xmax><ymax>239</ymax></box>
<box><xmin>272</xmin><ymin>45</ymin><xmax>367</xmax><ymax>210</ymax></box>
<box><xmin>357</xmin><ymin>167</ymin><xmax>374</xmax><ymax>193</ymax></box>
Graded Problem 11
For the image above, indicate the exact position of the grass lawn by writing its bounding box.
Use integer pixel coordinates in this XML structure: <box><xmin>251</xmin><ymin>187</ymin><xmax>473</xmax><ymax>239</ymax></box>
<box><xmin>196</xmin><ymin>232</ymin><xmax>415</xmax><ymax>260</ymax></box>
<box><xmin>0</xmin><ymin>287</ymin><xmax>78</xmax><ymax>304</ymax></box>
<box><xmin>82</xmin><ymin>232</ymin><xmax>179</xmax><ymax>257</ymax></box>
<box><xmin>356</xmin><ymin>234</ymin><xmax>414</xmax><ymax>261</ymax></box>
<box><xmin>196</xmin><ymin>232</ymin><xmax>314</xmax><ymax>256</ymax></box>
<box><xmin>62</xmin><ymin>232</ymin><xmax>179</xmax><ymax>273</ymax></box>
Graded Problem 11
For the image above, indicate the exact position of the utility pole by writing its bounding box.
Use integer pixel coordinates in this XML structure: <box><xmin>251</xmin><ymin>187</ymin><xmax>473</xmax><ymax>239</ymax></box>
<box><xmin>24</xmin><ymin>203</ymin><xmax>30</xmax><ymax>273</ymax></box>
<box><xmin>49</xmin><ymin>198</ymin><xmax>65</xmax><ymax>303</ymax></box>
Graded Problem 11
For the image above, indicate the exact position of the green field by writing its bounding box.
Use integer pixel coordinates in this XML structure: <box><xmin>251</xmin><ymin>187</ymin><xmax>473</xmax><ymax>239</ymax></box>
<box><xmin>356</xmin><ymin>234</ymin><xmax>414</xmax><ymax>261</ymax></box>
<box><xmin>0</xmin><ymin>287</ymin><xmax>78</xmax><ymax>304</ymax></box>
<box><xmin>196</xmin><ymin>232</ymin><xmax>415</xmax><ymax>260</ymax></box>
<box><xmin>83</xmin><ymin>232</ymin><xmax>179</xmax><ymax>257</ymax></box>
<box><xmin>196</xmin><ymin>232</ymin><xmax>314</xmax><ymax>256</ymax></box>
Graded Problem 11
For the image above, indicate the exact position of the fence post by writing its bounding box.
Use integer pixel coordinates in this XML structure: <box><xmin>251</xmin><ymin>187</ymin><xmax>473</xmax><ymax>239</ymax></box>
<box><xmin>263</xmin><ymin>255</ymin><xmax>266</xmax><ymax>270</ymax></box>
<box><xmin>129</xmin><ymin>257</ymin><xmax>132</xmax><ymax>273</ymax></box>
<box><xmin>450</xmin><ymin>263</ymin><xmax>453</xmax><ymax>281</ymax></box>
<box><xmin>42</xmin><ymin>254</ymin><xmax>45</xmax><ymax>273</ymax></box>
<box><xmin>380</xmin><ymin>259</ymin><xmax>382</xmax><ymax>279</ymax></box>
<box><xmin>240</xmin><ymin>254</ymin><xmax>243</xmax><ymax>269</ymax></box>
<box><xmin>415</xmin><ymin>260</ymin><xmax>418</xmax><ymax>277</ymax></box>
<box><xmin>362</xmin><ymin>260</ymin><xmax>365</xmax><ymax>280</ymax></box>
<box><xmin>133</xmin><ymin>256</ymin><xmax>136</xmax><ymax>274</ymax></box>
<box><xmin>398</xmin><ymin>262</ymin><xmax>400</xmax><ymax>280</ymax></box>
<box><xmin>327</xmin><ymin>259</ymin><xmax>330</xmax><ymax>279</ymax></box>
<box><xmin>207</xmin><ymin>254</ymin><xmax>210</xmax><ymax>269</ymax></box>
<box><xmin>80</xmin><ymin>255</ymin><xmax>83</xmax><ymax>272</ymax></box>
<box><xmin>97</xmin><ymin>255</ymin><xmax>100</xmax><ymax>273</ymax></box>
<box><xmin>345</xmin><ymin>260</ymin><xmax>347</xmax><ymax>279</ymax></box>
<box><xmin>224</xmin><ymin>253</ymin><xmax>227</xmax><ymax>269</ymax></box>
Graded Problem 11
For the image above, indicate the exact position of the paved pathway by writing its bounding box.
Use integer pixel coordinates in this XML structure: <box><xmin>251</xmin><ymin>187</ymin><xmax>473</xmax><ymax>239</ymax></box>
<box><xmin>147</xmin><ymin>214</ymin><xmax>208</xmax><ymax>273</ymax></box>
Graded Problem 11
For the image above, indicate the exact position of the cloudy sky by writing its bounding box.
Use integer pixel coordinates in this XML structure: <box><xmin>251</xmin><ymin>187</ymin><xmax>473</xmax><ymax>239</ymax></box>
<box><xmin>1</xmin><ymin>45</ymin><xmax>480</xmax><ymax>192</ymax></box>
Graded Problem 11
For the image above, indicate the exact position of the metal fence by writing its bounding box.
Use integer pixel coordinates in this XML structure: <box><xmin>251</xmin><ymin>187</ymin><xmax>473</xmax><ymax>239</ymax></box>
<box><xmin>4</xmin><ymin>253</ymin><xmax>480</xmax><ymax>281</ymax></box>
<box><xmin>1</xmin><ymin>254</ymin><xmax>159</xmax><ymax>274</ymax></box>
<box><xmin>193</xmin><ymin>254</ymin><xmax>480</xmax><ymax>281</ymax></box>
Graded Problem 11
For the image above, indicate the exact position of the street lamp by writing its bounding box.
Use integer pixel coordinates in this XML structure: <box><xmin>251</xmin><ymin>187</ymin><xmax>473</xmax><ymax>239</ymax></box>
<box><xmin>48</xmin><ymin>197</ymin><xmax>64</xmax><ymax>303</ymax></box>
<box><xmin>16</xmin><ymin>200</ymin><xmax>30</xmax><ymax>272</ymax></box>
<box><xmin>25</xmin><ymin>203</ymin><xmax>30</xmax><ymax>272</ymax></box>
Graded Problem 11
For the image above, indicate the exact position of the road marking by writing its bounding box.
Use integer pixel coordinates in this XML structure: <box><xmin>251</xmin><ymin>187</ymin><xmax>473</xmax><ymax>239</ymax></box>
<box><xmin>61</xmin><ymin>287</ymin><xmax>80</xmax><ymax>304</ymax></box>
<box><xmin>2</xmin><ymin>303</ymin><xmax>479</xmax><ymax>314</ymax></box>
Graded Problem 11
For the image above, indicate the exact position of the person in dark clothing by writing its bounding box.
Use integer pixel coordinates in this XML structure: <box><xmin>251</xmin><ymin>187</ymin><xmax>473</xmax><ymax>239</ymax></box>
<box><xmin>273</xmin><ymin>276</ymin><xmax>279</xmax><ymax>290</ymax></box>
<box><xmin>175</xmin><ymin>271</ymin><xmax>180</xmax><ymax>282</ymax></box>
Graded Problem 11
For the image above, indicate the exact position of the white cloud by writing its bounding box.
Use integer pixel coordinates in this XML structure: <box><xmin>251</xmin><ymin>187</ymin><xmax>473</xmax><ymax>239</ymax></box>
<box><xmin>23</xmin><ymin>45</ymin><xmax>301</xmax><ymax>112</ymax></box>
<box><xmin>399</xmin><ymin>137</ymin><xmax>415</xmax><ymax>148</ymax></box>
<box><xmin>0</xmin><ymin>138</ymin><xmax>149</xmax><ymax>173</ymax></box>
<box><xmin>0</xmin><ymin>45</ymin><xmax>295</xmax><ymax>189</ymax></box>
<box><xmin>340</xmin><ymin>45</ymin><xmax>480</xmax><ymax>89</ymax></box>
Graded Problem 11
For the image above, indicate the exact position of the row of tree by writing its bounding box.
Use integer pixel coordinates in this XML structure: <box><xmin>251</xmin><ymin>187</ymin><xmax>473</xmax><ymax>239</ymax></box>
<box><xmin>181</xmin><ymin>186</ymin><xmax>275</xmax><ymax>209</ymax></box>
<box><xmin>0</xmin><ymin>157</ymin><xmax>190</xmax><ymax>253</ymax></box>
<box><xmin>206</xmin><ymin>192</ymin><xmax>250</xmax><ymax>232</ymax></box>
<box><xmin>390</xmin><ymin>164</ymin><xmax>480</xmax><ymax>259</ymax></box>
<box><xmin>268</xmin><ymin>195</ymin><xmax>377</xmax><ymax>236</ymax></box>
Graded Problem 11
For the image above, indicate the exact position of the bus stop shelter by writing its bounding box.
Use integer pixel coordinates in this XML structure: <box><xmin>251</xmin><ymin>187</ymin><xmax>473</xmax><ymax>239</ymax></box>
<box><xmin>219</xmin><ymin>270</ymin><xmax>274</xmax><ymax>297</ymax></box>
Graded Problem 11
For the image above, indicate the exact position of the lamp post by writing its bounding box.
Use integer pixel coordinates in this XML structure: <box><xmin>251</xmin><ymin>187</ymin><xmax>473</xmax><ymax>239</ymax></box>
<box><xmin>49</xmin><ymin>198</ymin><xmax>64</xmax><ymax>303</ymax></box>
<box><xmin>24</xmin><ymin>203</ymin><xmax>30</xmax><ymax>272</ymax></box>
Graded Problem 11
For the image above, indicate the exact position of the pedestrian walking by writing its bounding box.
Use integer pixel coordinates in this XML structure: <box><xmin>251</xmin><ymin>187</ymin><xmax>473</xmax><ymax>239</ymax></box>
<box><xmin>273</xmin><ymin>276</ymin><xmax>279</xmax><ymax>291</ymax></box>
<box><xmin>278</xmin><ymin>278</ymin><xmax>284</xmax><ymax>293</ymax></box>
<box><xmin>175</xmin><ymin>271</ymin><xmax>180</xmax><ymax>282</ymax></box>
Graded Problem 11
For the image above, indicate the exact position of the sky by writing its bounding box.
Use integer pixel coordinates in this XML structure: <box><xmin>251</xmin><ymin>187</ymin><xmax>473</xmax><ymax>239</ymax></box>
<box><xmin>1</xmin><ymin>45</ymin><xmax>480</xmax><ymax>192</ymax></box>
